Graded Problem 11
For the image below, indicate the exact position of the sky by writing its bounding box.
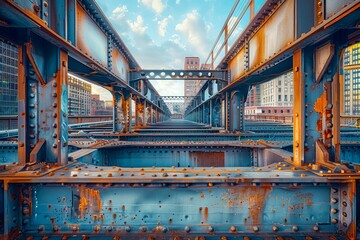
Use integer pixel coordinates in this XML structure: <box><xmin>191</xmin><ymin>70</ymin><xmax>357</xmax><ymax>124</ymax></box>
<box><xmin>91</xmin><ymin>0</ymin><xmax>236</xmax><ymax>100</ymax></box>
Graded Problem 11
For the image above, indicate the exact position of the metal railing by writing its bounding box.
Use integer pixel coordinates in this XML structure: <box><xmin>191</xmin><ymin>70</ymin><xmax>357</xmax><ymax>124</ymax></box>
<box><xmin>204</xmin><ymin>0</ymin><xmax>266</xmax><ymax>69</ymax></box>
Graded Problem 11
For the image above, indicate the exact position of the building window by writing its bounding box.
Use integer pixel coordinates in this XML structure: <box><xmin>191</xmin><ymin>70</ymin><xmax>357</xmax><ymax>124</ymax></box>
<box><xmin>278</xmin><ymin>95</ymin><xmax>281</xmax><ymax>101</ymax></box>
<box><xmin>268</xmin><ymin>110</ymin><xmax>271</xmax><ymax>113</ymax></box>
<box><xmin>274</xmin><ymin>109</ymin><xmax>277</xmax><ymax>113</ymax></box>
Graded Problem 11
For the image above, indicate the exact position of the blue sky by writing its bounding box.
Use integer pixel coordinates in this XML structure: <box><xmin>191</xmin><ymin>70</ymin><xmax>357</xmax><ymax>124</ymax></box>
<box><xmin>92</xmin><ymin>0</ymin><xmax>236</xmax><ymax>99</ymax></box>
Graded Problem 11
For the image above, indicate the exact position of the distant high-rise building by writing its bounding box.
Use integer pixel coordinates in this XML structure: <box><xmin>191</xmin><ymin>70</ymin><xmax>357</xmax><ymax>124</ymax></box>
<box><xmin>244</xmin><ymin>72</ymin><xmax>294</xmax><ymax>119</ymax></box>
<box><xmin>0</xmin><ymin>39</ymin><xmax>18</xmax><ymax>130</ymax></box>
<box><xmin>343</xmin><ymin>43</ymin><xmax>360</xmax><ymax>115</ymax></box>
<box><xmin>68</xmin><ymin>75</ymin><xmax>91</xmax><ymax>116</ymax></box>
<box><xmin>260</xmin><ymin>72</ymin><xmax>294</xmax><ymax>107</ymax></box>
<box><xmin>245</xmin><ymin>85</ymin><xmax>261</xmax><ymax>107</ymax></box>
<box><xmin>184</xmin><ymin>57</ymin><xmax>200</xmax><ymax>107</ymax></box>
<box><xmin>184</xmin><ymin>57</ymin><xmax>200</xmax><ymax>96</ymax></box>
<box><xmin>91</xmin><ymin>94</ymin><xmax>113</xmax><ymax>115</ymax></box>
<box><xmin>0</xmin><ymin>39</ymin><xmax>18</xmax><ymax>116</ymax></box>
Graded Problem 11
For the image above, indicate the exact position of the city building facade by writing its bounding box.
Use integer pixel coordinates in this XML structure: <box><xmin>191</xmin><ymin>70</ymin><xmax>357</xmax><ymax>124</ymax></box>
<box><xmin>260</xmin><ymin>71</ymin><xmax>294</xmax><ymax>107</ymax></box>
<box><xmin>244</xmin><ymin>72</ymin><xmax>294</xmax><ymax>121</ymax></box>
<box><xmin>343</xmin><ymin>43</ymin><xmax>360</xmax><ymax>115</ymax></box>
<box><xmin>184</xmin><ymin>57</ymin><xmax>200</xmax><ymax>107</ymax></box>
<box><xmin>91</xmin><ymin>94</ymin><xmax>113</xmax><ymax>115</ymax></box>
<box><xmin>245</xmin><ymin>85</ymin><xmax>261</xmax><ymax>107</ymax></box>
<box><xmin>0</xmin><ymin>39</ymin><xmax>18</xmax><ymax>129</ymax></box>
<box><xmin>68</xmin><ymin>75</ymin><xmax>92</xmax><ymax>116</ymax></box>
<box><xmin>0</xmin><ymin>39</ymin><xmax>18</xmax><ymax>116</ymax></box>
<box><xmin>184</xmin><ymin>57</ymin><xmax>200</xmax><ymax>98</ymax></box>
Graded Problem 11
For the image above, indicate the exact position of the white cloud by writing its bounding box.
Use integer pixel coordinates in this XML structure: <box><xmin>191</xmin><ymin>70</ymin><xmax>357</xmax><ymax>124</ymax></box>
<box><xmin>112</xmin><ymin>5</ymin><xmax>128</xmax><ymax>18</ymax></box>
<box><xmin>169</xmin><ymin>34</ymin><xmax>185</xmax><ymax>49</ymax></box>
<box><xmin>150</xmin><ymin>80</ymin><xmax>183</xmax><ymax>96</ymax></box>
<box><xmin>128</xmin><ymin>16</ymin><xmax>147</xmax><ymax>34</ymax></box>
<box><xmin>176</xmin><ymin>0</ymin><xmax>181</xmax><ymax>4</ymax></box>
<box><xmin>157</xmin><ymin>15</ymin><xmax>172</xmax><ymax>37</ymax></box>
<box><xmin>138</xmin><ymin>0</ymin><xmax>165</xmax><ymax>14</ymax></box>
<box><xmin>110</xmin><ymin>4</ymin><xmax>130</xmax><ymax>35</ymax></box>
<box><xmin>175</xmin><ymin>10</ymin><xmax>211</xmax><ymax>59</ymax></box>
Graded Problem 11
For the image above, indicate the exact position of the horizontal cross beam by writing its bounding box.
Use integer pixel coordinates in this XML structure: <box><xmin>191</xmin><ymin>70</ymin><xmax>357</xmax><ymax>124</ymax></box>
<box><xmin>130</xmin><ymin>69</ymin><xmax>228</xmax><ymax>82</ymax></box>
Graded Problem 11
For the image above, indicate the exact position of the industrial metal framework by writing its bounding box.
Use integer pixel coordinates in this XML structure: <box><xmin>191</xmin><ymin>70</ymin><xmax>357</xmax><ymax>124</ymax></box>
<box><xmin>0</xmin><ymin>0</ymin><xmax>360</xmax><ymax>239</ymax></box>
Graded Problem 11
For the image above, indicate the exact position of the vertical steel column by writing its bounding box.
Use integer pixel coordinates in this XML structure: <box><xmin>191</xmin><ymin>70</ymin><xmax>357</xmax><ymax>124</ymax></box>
<box><xmin>113</xmin><ymin>92</ymin><xmax>124</xmax><ymax>132</ymax></box>
<box><xmin>134</xmin><ymin>98</ymin><xmax>143</xmax><ymax>127</ymax></box>
<box><xmin>212</xmin><ymin>99</ymin><xmax>221</xmax><ymax>127</ymax></box>
<box><xmin>18</xmin><ymin>41</ymin><xmax>69</xmax><ymax>165</ymax></box>
<box><xmin>143</xmin><ymin>100</ymin><xmax>147</xmax><ymax>126</ymax></box>
<box><xmin>293</xmin><ymin>49</ymin><xmax>306</xmax><ymax>166</ymax></box>
<box><xmin>293</xmin><ymin>43</ymin><xmax>340</xmax><ymax>166</ymax></box>
<box><xmin>229</xmin><ymin>90</ymin><xmax>247</xmax><ymax>132</ymax></box>
<box><xmin>123</xmin><ymin>94</ymin><xmax>132</xmax><ymax>133</ymax></box>
<box><xmin>209</xmin><ymin>100</ymin><xmax>212</xmax><ymax>127</ymax></box>
<box><xmin>225</xmin><ymin>92</ymin><xmax>229</xmax><ymax>131</ymax></box>
<box><xmin>332</xmin><ymin>66</ymin><xmax>341</xmax><ymax>163</ymax></box>
<box><xmin>38</xmin><ymin>50</ymin><xmax>69</xmax><ymax>165</ymax></box>
<box><xmin>18</xmin><ymin>45</ymin><xmax>30</xmax><ymax>164</ymax></box>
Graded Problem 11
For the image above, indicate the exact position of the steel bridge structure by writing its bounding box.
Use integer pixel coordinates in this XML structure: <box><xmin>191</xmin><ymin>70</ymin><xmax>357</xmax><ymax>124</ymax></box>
<box><xmin>1</xmin><ymin>0</ymin><xmax>360</xmax><ymax>239</ymax></box>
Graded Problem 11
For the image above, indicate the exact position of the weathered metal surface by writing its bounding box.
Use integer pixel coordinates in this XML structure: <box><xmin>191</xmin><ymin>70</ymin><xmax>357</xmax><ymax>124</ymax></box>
<box><xmin>229</xmin><ymin>47</ymin><xmax>245</xmax><ymax>82</ymax></box>
<box><xmin>325</xmin><ymin>0</ymin><xmax>357</xmax><ymax>19</ymax></box>
<box><xmin>315</xmin><ymin>43</ymin><xmax>334</xmax><ymax>83</ymax></box>
<box><xmin>76</xmin><ymin>2</ymin><xmax>108</xmax><ymax>67</ymax></box>
<box><xmin>249</xmin><ymin>0</ymin><xmax>294</xmax><ymax>70</ymax></box>
<box><xmin>111</xmin><ymin>46</ymin><xmax>129</xmax><ymax>82</ymax></box>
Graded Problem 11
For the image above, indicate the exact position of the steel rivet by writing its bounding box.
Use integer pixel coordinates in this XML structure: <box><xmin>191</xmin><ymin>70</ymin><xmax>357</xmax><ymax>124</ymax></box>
<box><xmin>125</xmin><ymin>226</ymin><xmax>131</xmax><ymax>232</ymax></box>
<box><xmin>331</xmin><ymin>218</ymin><xmax>338</xmax><ymax>224</ymax></box>
<box><xmin>184</xmin><ymin>226</ymin><xmax>191</xmax><ymax>232</ymax></box>
<box><xmin>208</xmin><ymin>226</ymin><xmax>214</xmax><ymax>232</ymax></box>
<box><xmin>292</xmin><ymin>226</ymin><xmax>298</xmax><ymax>232</ymax></box>
<box><xmin>53</xmin><ymin>225</ymin><xmax>60</xmax><ymax>232</ymax></box>
<box><xmin>272</xmin><ymin>226</ymin><xmax>278</xmax><ymax>232</ymax></box>
<box><xmin>230</xmin><ymin>226</ymin><xmax>236</xmax><ymax>232</ymax></box>
<box><xmin>253</xmin><ymin>226</ymin><xmax>259</xmax><ymax>232</ymax></box>
<box><xmin>38</xmin><ymin>225</ymin><xmax>45</xmax><ymax>232</ymax></box>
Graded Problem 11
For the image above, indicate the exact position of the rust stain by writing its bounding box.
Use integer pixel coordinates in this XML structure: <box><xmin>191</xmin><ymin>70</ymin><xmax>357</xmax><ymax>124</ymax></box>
<box><xmin>243</xmin><ymin>186</ymin><xmax>271</xmax><ymax>225</ymax></box>
<box><xmin>200</xmin><ymin>192</ymin><xmax>205</xmax><ymax>198</ymax></box>
<box><xmin>223</xmin><ymin>186</ymin><xmax>272</xmax><ymax>225</ymax></box>
<box><xmin>78</xmin><ymin>186</ymin><xmax>102</xmax><ymax>219</ymax></box>
<box><xmin>314</xmin><ymin>92</ymin><xmax>327</xmax><ymax>114</ymax></box>
<box><xmin>202</xmin><ymin>207</ymin><xmax>209</xmax><ymax>224</ymax></box>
